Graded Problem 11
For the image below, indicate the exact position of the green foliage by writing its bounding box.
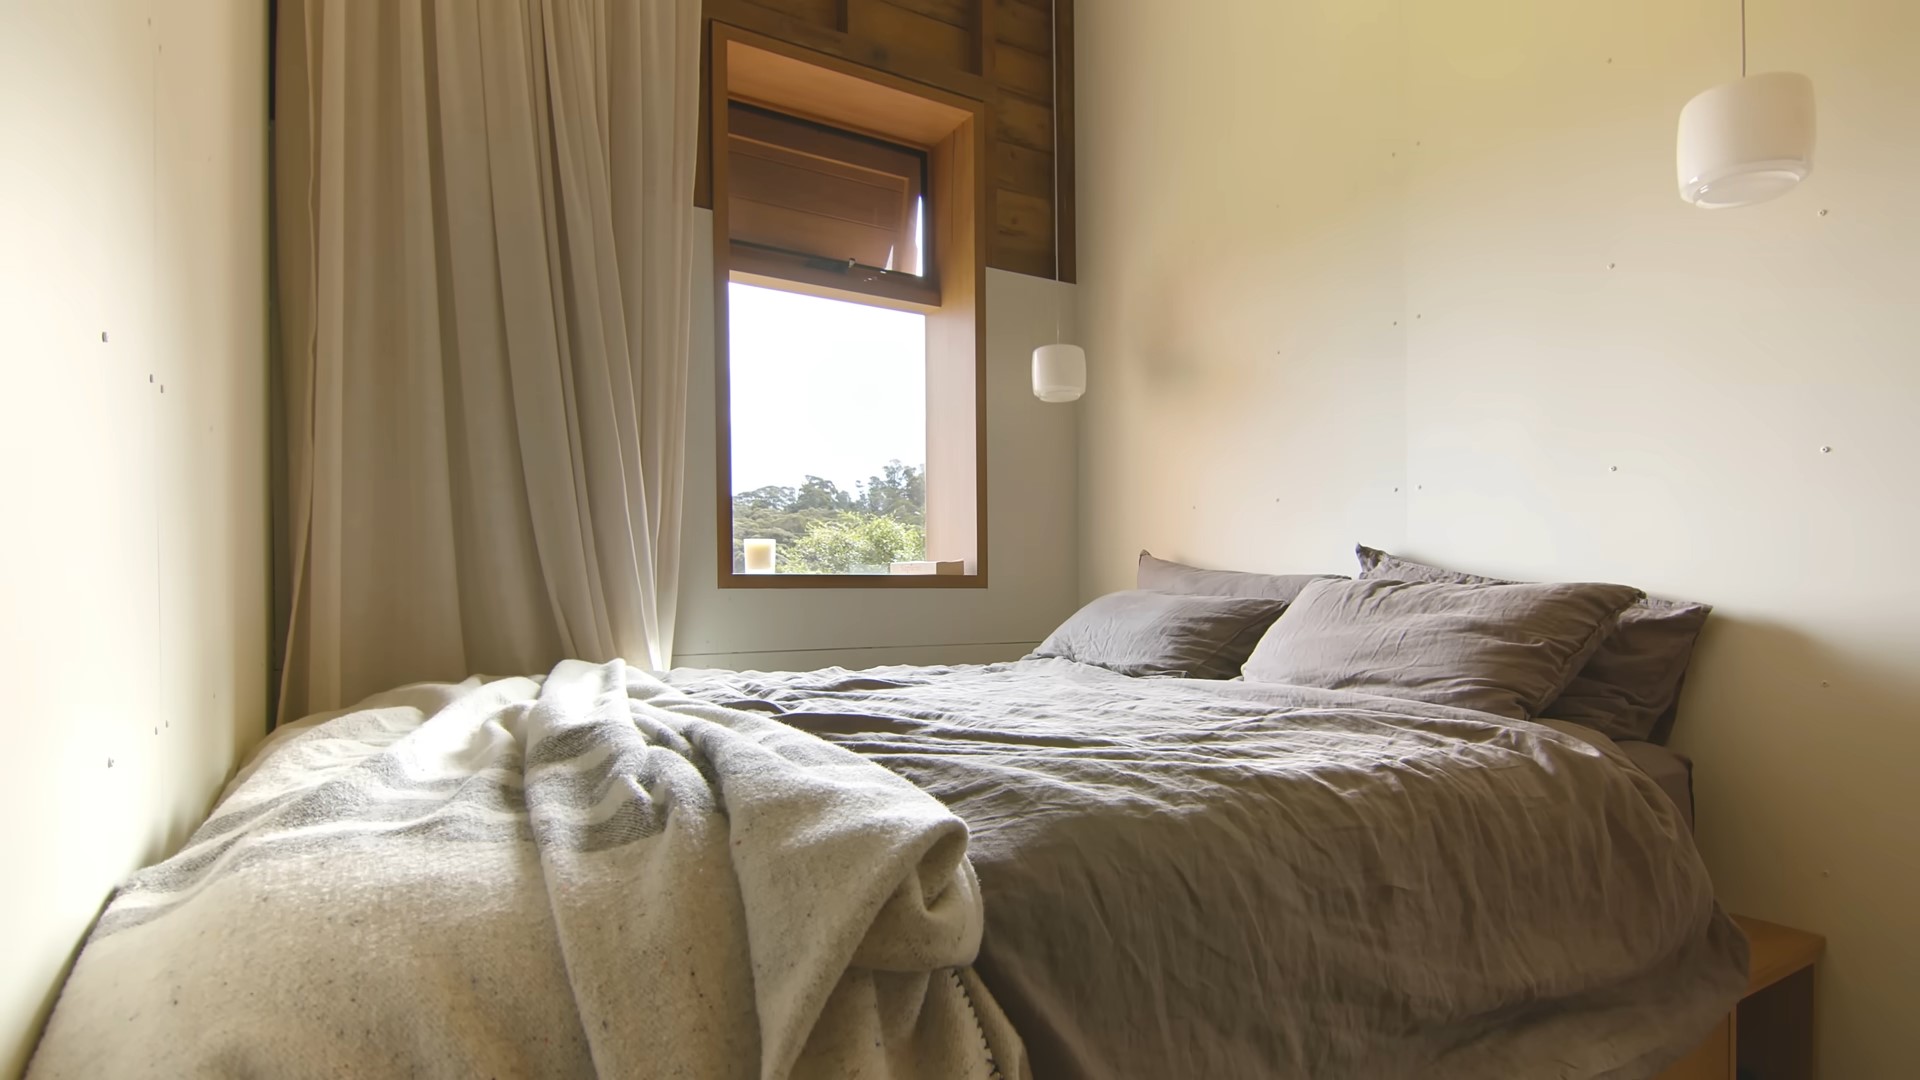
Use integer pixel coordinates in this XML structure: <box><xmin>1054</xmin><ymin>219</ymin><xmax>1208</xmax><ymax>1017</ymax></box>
<box><xmin>782</xmin><ymin>511</ymin><xmax>926</xmax><ymax>574</ymax></box>
<box><xmin>731</xmin><ymin>461</ymin><xmax>925</xmax><ymax>573</ymax></box>
<box><xmin>858</xmin><ymin>461</ymin><xmax>924</xmax><ymax>526</ymax></box>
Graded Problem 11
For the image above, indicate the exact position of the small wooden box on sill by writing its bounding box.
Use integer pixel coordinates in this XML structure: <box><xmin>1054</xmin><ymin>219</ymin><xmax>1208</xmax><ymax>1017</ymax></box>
<box><xmin>1658</xmin><ymin>915</ymin><xmax>1825</xmax><ymax>1080</ymax></box>
<box><xmin>889</xmin><ymin>560</ymin><xmax>965</xmax><ymax>576</ymax></box>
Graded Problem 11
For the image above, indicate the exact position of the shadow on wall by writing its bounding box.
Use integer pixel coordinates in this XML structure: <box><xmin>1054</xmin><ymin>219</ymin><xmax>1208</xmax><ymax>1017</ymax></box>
<box><xmin>1675</xmin><ymin>609</ymin><xmax>1920</xmax><ymax>1061</ymax></box>
<box><xmin>1681</xmin><ymin>613</ymin><xmax>1919</xmax><ymax>759</ymax></box>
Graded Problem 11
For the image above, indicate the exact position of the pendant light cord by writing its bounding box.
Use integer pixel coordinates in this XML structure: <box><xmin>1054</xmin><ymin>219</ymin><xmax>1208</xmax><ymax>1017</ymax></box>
<box><xmin>1740</xmin><ymin>0</ymin><xmax>1748</xmax><ymax>77</ymax></box>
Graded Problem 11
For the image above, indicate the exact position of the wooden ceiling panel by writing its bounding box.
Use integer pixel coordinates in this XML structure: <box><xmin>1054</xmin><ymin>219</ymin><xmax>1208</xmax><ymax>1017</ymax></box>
<box><xmin>883</xmin><ymin>0</ymin><xmax>975</xmax><ymax>30</ymax></box>
<box><xmin>738</xmin><ymin>0</ymin><xmax>841</xmax><ymax>27</ymax></box>
<box><xmin>992</xmin><ymin>43</ymin><xmax>1050</xmax><ymax>103</ymax></box>
<box><xmin>992</xmin><ymin>90</ymin><xmax>1051</xmax><ymax>154</ymax></box>
<box><xmin>846</xmin><ymin>1</ymin><xmax>973</xmax><ymax>72</ymax></box>
<box><xmin>993</xmin><ymin>0</ymin><xmax>1049</xmax><ymax>54</ymax></box>
<box><xmin>706</xmin><ymin>0</ymin><xmax>1072</xmax><ymax>281</ymax></box>
<box><xmin>992</xmin><ymin>189</ymin><xmax>1055</xmax><ymax>278</ymax></box>
<box><xmin>991</xmin><ymin>140</ymin><xmax>1051</xmax><ymax>198</ymax></box>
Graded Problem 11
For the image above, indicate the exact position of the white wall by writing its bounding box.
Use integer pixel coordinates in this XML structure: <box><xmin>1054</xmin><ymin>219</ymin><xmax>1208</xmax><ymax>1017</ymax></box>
<box><xmin>1075</xmin><ymin>0</ymin><xmax>1410</xmax><ymax>598</ymax></box>
<box><xmin>0</xmin><ymin>1</ymin><xmax>269</xmax><ymax>1073</ymax></box>
<box><xmin>1079</xmin><ymin>1</ymin><xmax>1919</xmax><ymax>1074</ymax></box>
<box><xmin>1400</xmin><ymin>4</ymin><xmax>1920</xmax><ymax>1074</ymax></box>
<box><xmin>677</xmin><ymin>210</ymin><xmax>1080</xmax><ymax>669</ymax></box>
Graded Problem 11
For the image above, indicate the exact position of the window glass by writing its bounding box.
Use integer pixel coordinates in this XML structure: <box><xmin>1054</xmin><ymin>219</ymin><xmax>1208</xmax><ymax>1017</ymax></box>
<box><xmin>727</xmin><ymin>282</ymin><xmax>927</xmax><ymax>575</ymax></box>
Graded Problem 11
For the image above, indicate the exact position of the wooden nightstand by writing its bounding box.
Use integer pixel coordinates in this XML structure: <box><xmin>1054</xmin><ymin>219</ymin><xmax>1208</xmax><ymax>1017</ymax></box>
<box><xmin>1658</xmin><ymin>915</ymin><xmax>1826</xmax><ymax>1080</ymax></box>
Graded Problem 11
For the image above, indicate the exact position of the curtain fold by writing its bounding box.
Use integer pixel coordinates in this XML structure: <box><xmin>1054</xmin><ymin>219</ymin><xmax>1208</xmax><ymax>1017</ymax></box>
<box><xmin>274</xmin><ymin>0</ymin><xmax>700</xmax><ymax>721</ymax></box>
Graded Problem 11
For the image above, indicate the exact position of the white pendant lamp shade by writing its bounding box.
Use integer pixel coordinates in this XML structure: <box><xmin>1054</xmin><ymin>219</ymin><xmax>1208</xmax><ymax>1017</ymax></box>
<box><xmin>1033</xmin><ymin>343</ymin><xmax>1086</xmax><ymax>403</ymax></box>
<box><xmin>1677</xmin><ymin>71</ymin><xmax>1815</xmax><ymax>208</ymax></box>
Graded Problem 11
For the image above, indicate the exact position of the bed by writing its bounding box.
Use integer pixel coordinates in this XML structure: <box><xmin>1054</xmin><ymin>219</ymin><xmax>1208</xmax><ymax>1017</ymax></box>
<box><xmin>28</xmin><ymin>550</ymin><xmax>1747</xmax><ymax>1079</ymax></box>
<box><xmin>666</xmin><ymin>659</ymin><xmax>1742</xmax><ymax>1079</ymax></box>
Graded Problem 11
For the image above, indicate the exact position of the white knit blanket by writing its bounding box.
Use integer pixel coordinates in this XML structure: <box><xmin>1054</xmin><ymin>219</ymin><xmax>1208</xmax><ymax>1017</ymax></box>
<box><xmin>30</xmin><ymin>660</ymin><xmax>1025</xmax><ymax>1079</ymax></box>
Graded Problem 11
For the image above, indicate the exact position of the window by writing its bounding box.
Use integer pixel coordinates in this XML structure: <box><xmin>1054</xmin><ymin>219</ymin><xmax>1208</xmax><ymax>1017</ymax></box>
<box><xmin>727</xmin><ymin>282</ymin><xmax>926</xmax><ymax>575</ymax></box>
<box><xmin>709</xmin><ymin>25</ymin><xmax>986</xmax><ymax>588</ymax></box>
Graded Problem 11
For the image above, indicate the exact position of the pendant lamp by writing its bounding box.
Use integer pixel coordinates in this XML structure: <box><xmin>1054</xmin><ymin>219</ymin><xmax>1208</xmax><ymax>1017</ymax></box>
<box><xmin>1032</xmin><ymin>285</ymin><xmax>1084</xmax><ymax>403</ymax></box>
<box><xmin>1677</xmin><ymin>1</ymin><xmax>1815</xmax><ymax>208</ymax></box>
<box><xmin>1033</xmin><ymin>344</ymin><xmax>1085</xmax><ymax>403</ymax></box>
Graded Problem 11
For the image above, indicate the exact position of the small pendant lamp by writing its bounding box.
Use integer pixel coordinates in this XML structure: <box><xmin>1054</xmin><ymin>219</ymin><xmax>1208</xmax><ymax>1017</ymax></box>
<box><xmin>1032</xmin><ymin>284</ymin><xmax>1084</xmax><ymax>403</ymax></box>
<box><xmin>1677</xmin><ymin>1</ymin><xmax>1815</xmax><ymax>209</ymax></box>
<box><xmin>1032</xmin><ymin>344</ymin><xmax>1085</xmax><ymax>403</ymax></box>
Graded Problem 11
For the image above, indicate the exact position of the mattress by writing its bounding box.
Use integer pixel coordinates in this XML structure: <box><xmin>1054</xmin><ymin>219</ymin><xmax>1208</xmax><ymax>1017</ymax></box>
<box><xmin>1616</xmin><ymin>739</ymin><xmax>1696</xmax><ymax>832</ymax></box>
<box><xmin>1540</xmin><ymin>718</ymin><xmax>1697</xmax><ymax>832</ymax></box>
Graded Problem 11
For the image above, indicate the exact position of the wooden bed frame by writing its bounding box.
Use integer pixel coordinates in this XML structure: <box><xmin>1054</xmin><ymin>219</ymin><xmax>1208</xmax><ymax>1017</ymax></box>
<box><xmin>1658</xmin><ymin>915</ymin><xmax>1825</xmax><ymax>1080</ymax></box>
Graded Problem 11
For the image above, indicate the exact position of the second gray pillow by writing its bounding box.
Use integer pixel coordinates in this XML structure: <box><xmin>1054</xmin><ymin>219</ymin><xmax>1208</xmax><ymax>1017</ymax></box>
<box><xmin>1031</xmin><ymin>590</ymin><xmax>1290</xmax><ymax>679</ymax></box>
<box><xmin>1354</xmin><ymin>545</ymin><xmax>1712</xmax><ymax>742</ymax></box>
<box><xmin>1242</xmin><ymin>577</ymin><xmax>1643</xmax><ymax>720</ymax></box>
<box><xmin>1136</xmin><ymin>550</ymin><xmax>1342</xmax><ymax>602</ymax></box>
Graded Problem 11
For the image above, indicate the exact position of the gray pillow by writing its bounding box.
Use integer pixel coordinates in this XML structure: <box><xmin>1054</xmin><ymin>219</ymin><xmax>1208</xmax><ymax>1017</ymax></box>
<box><xmin>1242</xmin><ymin>577</ymin><xmax>1643</xmax><ymax>720</ymax></box>
<box><xmin>1355</xmin><ymin>545</ymin><xmax>1711</xmax><ymax>742</ymax></box>
<box><xmin>1031</xmin><ymin>590</ymin><xmax>1290</xmax><ymax>679</ymax></box>
<box><xmin>1137</xmin><ymin>550</ymin><xmax>1343</xmax><ymax>603</ymax></box>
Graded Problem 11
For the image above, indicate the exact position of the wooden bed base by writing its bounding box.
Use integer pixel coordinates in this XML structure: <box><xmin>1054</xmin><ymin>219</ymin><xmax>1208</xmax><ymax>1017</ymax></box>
<box><xmin>1657</xmin><ymin>915</ymin><xmax>1825</xmax><ymax>1080</ymax></box>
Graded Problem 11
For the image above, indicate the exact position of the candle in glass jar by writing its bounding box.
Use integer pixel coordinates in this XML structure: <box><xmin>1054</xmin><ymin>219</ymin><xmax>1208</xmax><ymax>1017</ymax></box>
<box><xmin>743</xmin><ymin>538</ymin><xmax>776</xmax><ymax>574</ymax></box>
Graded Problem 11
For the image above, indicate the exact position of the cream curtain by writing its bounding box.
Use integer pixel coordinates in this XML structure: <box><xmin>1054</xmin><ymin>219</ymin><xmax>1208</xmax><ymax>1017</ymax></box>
<box><xmin>274</xmin><ymin>0</ymin><xmax>700</xmax><ymax>721</ymax></box>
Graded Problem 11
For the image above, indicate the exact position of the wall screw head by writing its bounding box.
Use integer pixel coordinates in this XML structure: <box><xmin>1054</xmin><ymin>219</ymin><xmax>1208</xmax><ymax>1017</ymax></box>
<box><xmin>1820</xmin><ymin>445</ymin><xmax>1832</xmax><ymax>454</ymax></box>
<box><xmin>100</xmin><ymin>331</ymin><xmax>108</xmax><ymax>342</ymax></box>
<box><xmin>1819</xmin><ymin>208</ymin><xmax>1829</xmax><ymax>217</ymax></box>
<box><xmin>1610</xmin><ymin>465</ymin><xmax>1619</xmax><ymax>472</ymax></box>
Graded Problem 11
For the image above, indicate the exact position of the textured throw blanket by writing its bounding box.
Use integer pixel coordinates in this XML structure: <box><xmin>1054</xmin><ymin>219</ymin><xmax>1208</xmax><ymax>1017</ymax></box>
<box><xmin>30</xmin><ymin>660</ymin><xmax>1024</xmax><ymax>1080</ymax></box>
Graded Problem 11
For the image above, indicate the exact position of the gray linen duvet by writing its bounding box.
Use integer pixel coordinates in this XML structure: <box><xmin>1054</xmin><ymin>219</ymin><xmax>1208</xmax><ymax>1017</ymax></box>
<box><xmin>668</xmin><ymin>657</ymin><xmax>1749</xmax><ymax>1080</ymax></box>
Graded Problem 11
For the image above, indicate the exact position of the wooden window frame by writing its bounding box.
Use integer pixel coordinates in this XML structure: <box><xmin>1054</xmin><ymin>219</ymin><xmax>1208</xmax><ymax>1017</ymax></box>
<box><xmin>710</xmin><ymin>23</ymin><xmax>989</xmax><ymax>590</ymax></box>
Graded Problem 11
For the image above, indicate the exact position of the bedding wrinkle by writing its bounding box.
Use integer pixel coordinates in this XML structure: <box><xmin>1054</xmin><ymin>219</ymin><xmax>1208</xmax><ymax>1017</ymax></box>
<box><xmin>671</xmin><ymin>658</ymin><xmax>1747</xmax><ymax>1080</ymax></box>
<box><xmin>31</xmin><ymin>660</ymin><xmax>1019</xmax><ymax>1080</ymax></box>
